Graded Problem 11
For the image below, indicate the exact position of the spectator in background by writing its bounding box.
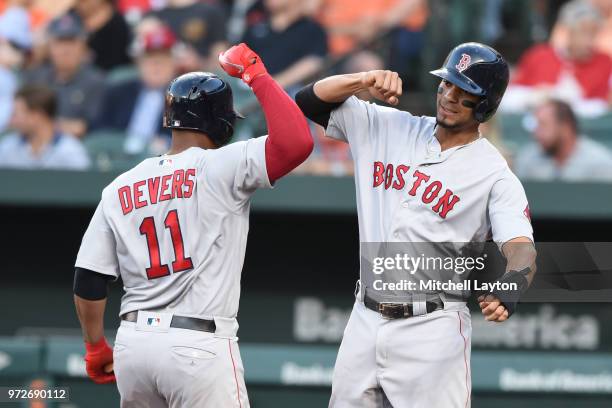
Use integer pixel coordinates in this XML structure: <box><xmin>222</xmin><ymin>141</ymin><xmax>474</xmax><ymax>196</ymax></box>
<box><xmin>0</xmin><ymin>84</ymin><xmax>90</xmax><ymax>169</ymax></box>
<box><xmin>242</xmin><ymin>0</ymin><xmax>327</xmax><ymax>90</ymax></box>
<box><xmin>501</xmin><ymin>0</ymin><xmax>612</xmax><ymax>117</ymax></box>
<box><xmin>310</xmin><ymin>0</ymin><xmax>428</xmax><ymax>57</ymax></box>
<box><xmin>552</xmin><ymin>0</ymin><xmax>612</xmax><ymax>60</ymax></box>
<box><xmin>2</xmin><ymin>0</ymin><xmax>75</xmax><ymax>68</ymax></box>
<box><xmin>148</xmin><ymin>0</ymin><xmax>227</xmax><ymax>70</ymax></box>
<box><xmin>117</xmin><ymin>0</ymin><xmax>158</xmax><ymax>24</ymax></box>
<box><xmin>74</xmin><ymin>0</ymin><xmax>131</xmax><ymax>71</ymax></box>
<box><xmin>0</xmin><ymin>5</ymin><xmax>32</xmax><ymax>131</ymax></box>
<box><xmin>0</xmin><ymin>0</ymin><xmax>53</xmax><ymax>30</ymax></box>
<box><xmin>591</xmin><ymin>0</ymin><xmax>612</xmax><ymax>58</ymax></box>
<box><xmin>514</xmin><ymin>99</ymin><xmax>612</xmax><ymax>182</ymax></box>
<box><xmin>93</xmin><ymin>24</ymin><xmax>177</xmax><ymax>154</ymax></box>
<box><xmin>226</xmin><ymin>0</ymin><xmax>263</xmax><ymax>44</ymax></box>
<box><xmin>23</xmin><ymin>13</ymin><xmax>106</xmax><ymax>138</ymax></box>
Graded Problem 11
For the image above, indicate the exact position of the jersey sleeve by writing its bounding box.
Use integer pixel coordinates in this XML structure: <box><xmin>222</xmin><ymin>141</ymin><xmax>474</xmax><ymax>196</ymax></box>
<box><xmin>206</xmin><ymin>135</ymin><xmax>272</xmax><ymax>206</ymax></box>
<box><xmin>75</xmin><ymin>200</ymin><xmax>120</xmax><ymax>279</ymax></box>
<box><xmin>488</xmin><ymin>169</ymin><xmax>534</xmax><ymax>246</ymax></box>
<box><xmin>326</xmin><ymin>96</ymin><xmax>373</xmax><ymax>143</ymax></box>
<box><xmin>326</xmin><ymin>96</ymin><xmax>417</xmax><ymax>151</ymax></box>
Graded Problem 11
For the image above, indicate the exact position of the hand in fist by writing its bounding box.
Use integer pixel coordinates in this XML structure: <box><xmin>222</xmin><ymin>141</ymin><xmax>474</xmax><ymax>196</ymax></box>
<box><xmin>219</xmin><ymin>43</ymin><xmax>267</xmax><ymax>85</ymax></box>
<box><xmin>84</xmin><ymin>337</ymin><xmax>116</xmax><ymax>384</ymax></box>
<box><xmin>478</xmin><ymin>294</ymin><xmax>509</xmax><ymax>322</ymax></box>
<box><xmin>360</xmin><ymin>70</ymin><xmax>403</xmax><ymax>105</ymax></box>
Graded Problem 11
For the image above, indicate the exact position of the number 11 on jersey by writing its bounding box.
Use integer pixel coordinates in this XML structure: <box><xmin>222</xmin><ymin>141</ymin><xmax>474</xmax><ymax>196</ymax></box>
<box><xmin>139</xmin><ymin>209</ymin><xmax>193</xmax><ymax>279</ymax></box>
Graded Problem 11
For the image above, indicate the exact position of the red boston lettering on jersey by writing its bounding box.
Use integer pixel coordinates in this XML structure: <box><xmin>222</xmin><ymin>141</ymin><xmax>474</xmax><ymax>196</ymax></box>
<box><xmin>432</xmin><ymin>189</ymin><xmax>460</xmax><ymax>219</ymax></box>
<box><xmin>422</xmin><ymin>181</ymin><xmax>442</xmax><ymax>204</ymax></box>
<box><xmin>133</xmin><ymin>180</ymin><xmax>147</xmax><ymax>209</ymax></box>
<box><xmin>373</xmin><ymin>161</ymin><xmax>384</xmax><ymax>187</ymax></box>
<box><xmin>183</xmin><ymin>169</ymin><xmax>196</xmax><ymax>198</ymax></box>
<box><xmin>159</xmin><ymin>174</ymin><xmax>173</xmax><ymax>201</ymax></box>
<box><xmin>148</xmin><ymin>177</ymin><xmax>161</xmax><ymax>204</ymax></box>
<box><xmin>118</xmin><ymin>186</ymin><xmax>133</xmax><ymax>215</ymax></box>
<box><xmin>408</xmin><ymin>171</ymin><xmax>430</xmax><ymax>196</ymax></box>
<box><xmin>384</xmin><ymin>164</ymin><xmax>394</xmax><ymax>190</ymax></box>
<box><xmin>371</xmin><ymin>161</ymin><xmax>461</xmax><ymax>219</ymax></box>
<box><xmin>393</xmin><ymin>165</ymin><xmax>410</xmax><ymax>190</ymax></box>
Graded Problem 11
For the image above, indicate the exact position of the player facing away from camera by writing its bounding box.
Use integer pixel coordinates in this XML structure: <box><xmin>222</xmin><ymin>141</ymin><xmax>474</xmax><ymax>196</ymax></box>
<box><xmin>73</xmin><ymin>43</ymin><xmax>313</xmax><ymax>408</ymax></box>
<box><xmin>296</xmin><ymin>42</ymin><xmax>537</xmax><ymax>408</ymax></box>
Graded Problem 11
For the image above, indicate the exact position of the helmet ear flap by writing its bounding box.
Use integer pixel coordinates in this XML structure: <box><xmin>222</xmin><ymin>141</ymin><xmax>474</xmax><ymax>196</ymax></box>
<box><xmin>474</xmin><ymin>98</ymin><xmax>493</xmax><ymax>123</ymax></box>
<box><xmin>214</xmin><ymin>117</ymin><xmax>235</xmax><ymax>146</ymax></box>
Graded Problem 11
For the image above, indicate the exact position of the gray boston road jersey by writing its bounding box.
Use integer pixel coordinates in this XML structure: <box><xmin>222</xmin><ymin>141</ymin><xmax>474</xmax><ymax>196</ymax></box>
<box><xmin>326</xmin><ymin>96</ymin><xmax>533</xmax><ymax>245</ymax></box>
<box><xmin>76</xmin><ymin>136</ymin><xmax>271</xmax><ymax>319</ymax></box>
<box><xmin>326</xmin><ymin>96</ymin><xmax>533</xmax><ymax>408</ymax></box>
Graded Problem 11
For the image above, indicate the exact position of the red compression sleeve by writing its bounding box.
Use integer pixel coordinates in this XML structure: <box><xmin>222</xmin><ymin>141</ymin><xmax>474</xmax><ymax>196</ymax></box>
<box><xmin>250</xmin><ymin>74</ymin><xmax>314</xmax><ymax>183</ymax></box>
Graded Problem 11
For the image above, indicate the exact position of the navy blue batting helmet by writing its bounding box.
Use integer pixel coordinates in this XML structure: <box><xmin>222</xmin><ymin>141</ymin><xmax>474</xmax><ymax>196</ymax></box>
<box><xmin>430</xmin><ymin>42</ymin><xmax>509</xmax><ymax>123</ymax></box>
<box><xmin>163</xmin><ymin>72</ymin><xmax>243</xmax><ymax>147</ymax></box>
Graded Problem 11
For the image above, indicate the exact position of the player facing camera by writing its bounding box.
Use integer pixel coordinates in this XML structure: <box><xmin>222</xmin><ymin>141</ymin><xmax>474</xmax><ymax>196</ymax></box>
<box><xmin>295</xmin><ymin>41</ymin><xmax>535</xmax><ymax>408</ymax></box>
<box><xmin>431</xmin><ymin>42</ymin><xmax>510</xmax><ymax>130</ymax></box>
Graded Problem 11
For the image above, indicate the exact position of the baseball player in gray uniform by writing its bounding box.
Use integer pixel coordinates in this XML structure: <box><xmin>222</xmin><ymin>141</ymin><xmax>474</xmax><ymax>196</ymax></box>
<box><xmin>73</xmin><ymin>43</ymin><xmax>313</xmax><ymax>407</ymax></box>
<box><xmin>296</xmin><ymin>43</ymin><xmax>537</xmax><ymax>407</ymax></box>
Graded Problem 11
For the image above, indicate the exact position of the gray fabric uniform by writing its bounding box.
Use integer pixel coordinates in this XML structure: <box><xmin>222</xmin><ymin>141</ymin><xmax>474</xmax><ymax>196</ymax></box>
<box><xmin>325</xmin><ymin>97</ymin><xmax>533</xmax><ymax>408</ymax></box>
<box><xmin>76</xmin><ymin>136</ymin><xmax>271</xmax><ymax>407</ymax></box>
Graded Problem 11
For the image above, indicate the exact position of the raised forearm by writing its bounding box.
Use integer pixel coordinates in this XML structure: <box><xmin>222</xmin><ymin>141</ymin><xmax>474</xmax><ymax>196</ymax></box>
<box><xmin>312</xmin><ymin>73</ymin><xmax>366</xmax><ymax>103</ymax></box>
<box><xmin>251</xmin><ymin>74</ymin><xmax>314</xmax><ymax>182</ymax></box>
<box><xmin>74</xmin><ymin>295</ymin><xmax>107</xmax><ymax>344</ymax></box>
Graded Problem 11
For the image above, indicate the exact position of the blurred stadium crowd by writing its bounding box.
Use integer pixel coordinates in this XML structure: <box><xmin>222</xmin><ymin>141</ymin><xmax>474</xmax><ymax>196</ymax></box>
<box><xmin>1</xmin><ymin>0</ymin><xmax>612</xmax><ymax>180</ymax></box>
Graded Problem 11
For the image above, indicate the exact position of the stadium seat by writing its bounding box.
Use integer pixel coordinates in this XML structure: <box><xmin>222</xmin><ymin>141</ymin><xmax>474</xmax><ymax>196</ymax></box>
<box><xmin>106</xmin><ymin>65</ymin><xmax>139</xmax><ymax>85</ymax></box>
<box><xmin>84</xmin><ymin>130</ymin><xmax>147</xmax><ymax>171</ymax></box>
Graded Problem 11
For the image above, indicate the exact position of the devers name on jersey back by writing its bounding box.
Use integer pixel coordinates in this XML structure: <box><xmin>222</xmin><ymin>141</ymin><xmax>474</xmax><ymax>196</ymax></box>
<box><xmin>117</xmin><ymin>162</ymin><xmax>197</xmax><ymax>215</ymax></box>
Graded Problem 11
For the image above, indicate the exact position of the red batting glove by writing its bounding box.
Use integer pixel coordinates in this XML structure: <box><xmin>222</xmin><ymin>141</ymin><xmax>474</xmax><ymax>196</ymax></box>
<box><xmin>84</xmin><ymin>337</ymin><xmax>116</xmax><ymax>384</ymax></box>
<box><xmin>218</xmin><ymin>43</ymin><xmax>268</xmax><ymax>86</ymax></box>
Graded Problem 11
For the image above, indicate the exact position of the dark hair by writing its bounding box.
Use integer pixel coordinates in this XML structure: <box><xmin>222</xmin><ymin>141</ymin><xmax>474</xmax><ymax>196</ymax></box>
<box><xmin>546</xmin><ymin>99</ymin><xmax>578</xmax><ymax>134</ymax></box>
<box><xmin>15</xmin><ymin>84</ymin><xmax>57</xmax><ymax>118</ymax></box>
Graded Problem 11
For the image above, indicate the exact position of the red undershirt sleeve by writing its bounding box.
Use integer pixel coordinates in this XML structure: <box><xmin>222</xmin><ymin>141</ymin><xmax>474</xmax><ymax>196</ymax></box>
<box><xmin>250</xmin><ymin>74</ymin><xmax>314</xmax><ymax>183</ymax></box>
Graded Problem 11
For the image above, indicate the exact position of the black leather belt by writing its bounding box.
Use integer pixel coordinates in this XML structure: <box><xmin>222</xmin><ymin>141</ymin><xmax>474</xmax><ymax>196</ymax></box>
<box><xmin>121</xmin><ymin>311</ymin><xmax>216</xmax><ymax>333</ymax></box>
<box><xmin>364</xmin><ymin>294</ymin><xmax>443</xmax><ymax>319</ymax></box>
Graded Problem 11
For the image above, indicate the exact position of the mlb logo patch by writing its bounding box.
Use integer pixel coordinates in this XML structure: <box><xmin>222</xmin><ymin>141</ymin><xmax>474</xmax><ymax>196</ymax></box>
<box><xmin>136</xmin><ymin>311</ymin><xmax>172</xmax><ymax>332</ymax></box>
<box><xmin>159</xmin><ymin>158</ymin><xmax>173</xmax><ymax>167</ymax></box>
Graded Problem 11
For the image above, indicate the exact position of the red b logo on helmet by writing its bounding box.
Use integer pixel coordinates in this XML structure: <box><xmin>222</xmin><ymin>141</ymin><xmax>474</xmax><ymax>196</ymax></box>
<box><xmin>456</xmin><ymin>53</ymin><xmax>471</xmax><ymax>72</ymax></box>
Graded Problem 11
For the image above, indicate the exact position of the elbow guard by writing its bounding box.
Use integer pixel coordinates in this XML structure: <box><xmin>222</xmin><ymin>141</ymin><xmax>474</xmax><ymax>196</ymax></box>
<box><xmin>73</xmin><ymin>267</ymin><xmax>113</xmax><ymax>301</ymax></box>
<box><xmin>295</xmin><ymin>83</ymin><xmax>343</xmax><ymax>128</ymax></box>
